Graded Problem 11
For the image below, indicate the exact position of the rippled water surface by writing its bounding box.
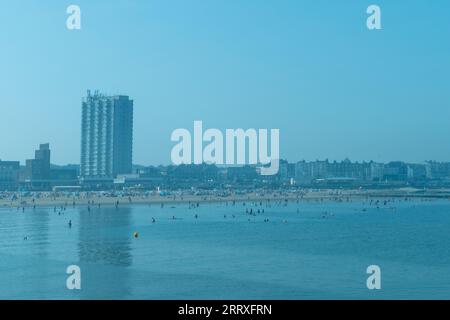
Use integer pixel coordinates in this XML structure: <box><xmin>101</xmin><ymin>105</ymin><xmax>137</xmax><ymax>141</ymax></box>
<box><xmin>0</xmin><ymin>199</ymin><xmax>449</xmax><ymax>299</ymax></box>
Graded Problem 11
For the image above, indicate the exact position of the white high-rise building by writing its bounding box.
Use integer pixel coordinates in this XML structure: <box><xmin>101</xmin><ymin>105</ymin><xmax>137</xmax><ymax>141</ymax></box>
<box><xmin>80</xmin><ymin>90</ymin><xmax>133</xmax><ymax>178</ymax></box>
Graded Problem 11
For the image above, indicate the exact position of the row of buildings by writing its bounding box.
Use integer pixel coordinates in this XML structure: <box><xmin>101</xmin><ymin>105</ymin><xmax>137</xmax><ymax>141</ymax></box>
<box><xmin>2</xmin><ymin>90</ymin><xmax>450</xmax><ymax>190</ymax></box>
<box><xmin>144</xmin><ymin>160</ymin><xmax>450</xmax><ymax>188</ymax></box>
<box><xmin>279</xmin><ymin>159</ymin><xmax>449</xmax><ymax>187</ymax></box>
<box><xmin>3</xmin><ymin>155</ymin><xmax>450</xmax><ymax>191</ymax></box>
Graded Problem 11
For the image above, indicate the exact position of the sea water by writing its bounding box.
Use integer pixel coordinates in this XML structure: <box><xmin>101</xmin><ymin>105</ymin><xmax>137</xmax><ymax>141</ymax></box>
<box><xmin>0</xmin><ymin>199</ymin><xmax>449</xmax><ymax>299</ymax></box>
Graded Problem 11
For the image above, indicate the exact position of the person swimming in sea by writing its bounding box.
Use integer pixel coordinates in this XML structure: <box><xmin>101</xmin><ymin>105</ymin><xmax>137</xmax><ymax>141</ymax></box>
<box><xmin>68</xmin><ymin>220</ymin><xmax>72</xmax><ymax>228</ymax></box>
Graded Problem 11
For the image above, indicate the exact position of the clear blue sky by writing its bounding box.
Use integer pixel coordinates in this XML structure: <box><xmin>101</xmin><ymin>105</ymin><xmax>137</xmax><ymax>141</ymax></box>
<box><xmin>0</xmin><ymin>0</ymin><xmax>449</xmax><ymax>165</ymax></box>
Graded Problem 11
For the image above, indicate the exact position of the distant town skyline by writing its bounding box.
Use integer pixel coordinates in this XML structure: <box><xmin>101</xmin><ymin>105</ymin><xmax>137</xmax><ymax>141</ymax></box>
<box><xmin>1</xmin><ymin>1</ymin><xmax>450</xmax><ymax>165</ymax></box>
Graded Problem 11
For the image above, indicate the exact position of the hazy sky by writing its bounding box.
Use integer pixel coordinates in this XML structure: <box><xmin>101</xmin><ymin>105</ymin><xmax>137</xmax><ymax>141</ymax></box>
<box><xmin>0</xmin><ymin>0</ymin><xmax>449</xmax><ymax>165</ymax></box>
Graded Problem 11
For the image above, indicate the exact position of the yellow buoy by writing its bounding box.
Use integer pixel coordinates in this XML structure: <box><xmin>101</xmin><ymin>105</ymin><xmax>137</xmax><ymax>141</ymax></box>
<box><xmin>133</xmin><ymin>231</ymin><xmax>139</xmax><ymax>238</ymax></box>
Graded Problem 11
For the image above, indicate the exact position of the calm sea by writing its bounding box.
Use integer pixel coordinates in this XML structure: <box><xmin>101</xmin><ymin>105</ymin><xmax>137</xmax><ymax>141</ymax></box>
<box><xmin>0</xmin><ymin>198</ymin><xmax>449</xmax><ymax>299</ymax></box>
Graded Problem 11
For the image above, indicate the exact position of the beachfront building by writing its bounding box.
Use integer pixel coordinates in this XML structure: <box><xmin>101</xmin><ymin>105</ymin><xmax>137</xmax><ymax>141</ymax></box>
<box><xmin>383</xmin><ymin>161</ymin><xmax>409</xmax><ymax>181</ymax></box>
<box><xmin>80</xmin><ymin>90</ymin><xmax>133</xmax><ymax>179</ymax></box>
<box><xmin>19</xmin><ymin>143</ymin><xmax>78</xmax><ymax>190</ymax></box>
<box><xmin>425</xmin><ymin>161</ymin><xmax>450</xmax><ymax>180</ymax></box>
<box><xmin>328</xmin><ymin>159</ymin><xmax>372</xmax><ymax>181</ymax></box>
<box><xmin>295</xmin><ymin>161</ymin><xmax>312</xmax><ymax>183</ymax></box>
<box><xmin>0</xmin><ymin>160</ymin><xmax>20</xmax><ymax>190</ymax></box>
<box><xmin>24</xmin><ymin>143</ymin><xmax>51</xmax><ymax>181</ymax></box>
<box><xmin>370</xmin><ymin>162</ymin><xmax>385</xmax><ymax>181</ymax></box>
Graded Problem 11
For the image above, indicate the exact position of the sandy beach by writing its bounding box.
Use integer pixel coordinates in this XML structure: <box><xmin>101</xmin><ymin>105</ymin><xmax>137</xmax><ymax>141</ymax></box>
<box><xmin>1</xmin><ymin>188</ymin><xmax>449</xmax><ymax>209</ymax></box>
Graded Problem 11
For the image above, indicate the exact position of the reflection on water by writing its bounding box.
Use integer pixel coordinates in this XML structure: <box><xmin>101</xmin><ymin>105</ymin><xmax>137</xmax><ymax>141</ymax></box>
<box><xmin>26</xmin><ymin>208</ymin><xmax>51</xmax><ymax>293</ymax></box>
<box><xmin>78</xmin><ymin>206</ymin><xmax>133</xmax><ymax>267</ymax></box>
<box><xmin>27</xmin><ymin>209</ymin><xmax>50</xmax><ymax>258</ymax></box>
<box><xmin>77</xmin><ymin>206</ymin><xmax>133</xmax><ymax>299</ymax></box>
